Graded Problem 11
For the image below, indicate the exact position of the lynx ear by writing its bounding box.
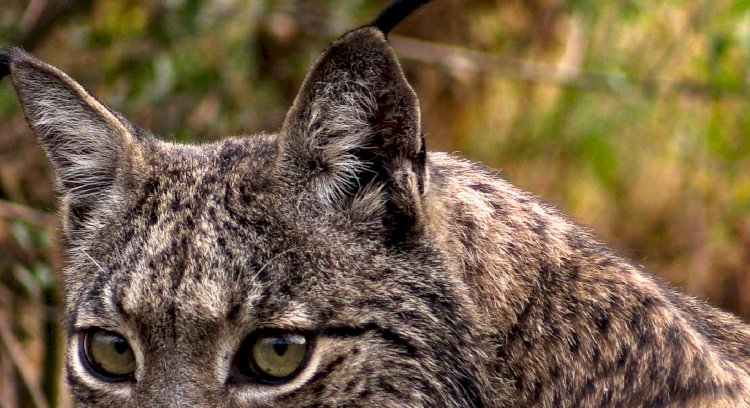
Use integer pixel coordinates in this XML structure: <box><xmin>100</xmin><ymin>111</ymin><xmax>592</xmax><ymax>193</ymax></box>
<box><xmin>279</xmin><ymin>28</ymin><xmax>426</xmax><ymax>229</ymax></box>
<box><xmin>1</xmin><ymin>47</ymin><xmax>149</xmax><ymax>237</ymax></box>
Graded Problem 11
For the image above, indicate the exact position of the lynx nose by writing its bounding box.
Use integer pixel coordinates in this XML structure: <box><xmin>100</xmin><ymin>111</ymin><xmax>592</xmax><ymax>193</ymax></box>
<box><xmin>131</xmin><ymin>352</ymin><xmax>225</xmax><ymax>408</ymax></box>
<box><xmin>139</xmin><ymin>376</ymin><xmax>222</xmax><ymax>408</ymax></box>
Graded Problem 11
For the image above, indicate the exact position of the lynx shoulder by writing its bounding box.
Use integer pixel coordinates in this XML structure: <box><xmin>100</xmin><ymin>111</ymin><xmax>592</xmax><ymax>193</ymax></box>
<box><xmin>1</xmin><ymin>1</ymin><xmax>749</xmax><ymax>407</ymax></box>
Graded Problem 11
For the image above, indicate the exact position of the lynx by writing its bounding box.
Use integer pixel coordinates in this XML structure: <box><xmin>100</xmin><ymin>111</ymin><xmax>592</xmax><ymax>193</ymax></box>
<box><xmin>2</xmin><ymin>1</ymin><xmax>750</xmax><ymax>407</ymax></box>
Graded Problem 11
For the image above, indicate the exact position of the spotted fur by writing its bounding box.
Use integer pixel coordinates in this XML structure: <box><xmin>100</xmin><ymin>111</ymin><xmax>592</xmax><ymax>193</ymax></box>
<box><xmin>1</xmin><ymin>5</ymin><xmax>750</xmax><ymax>408</ymax></box>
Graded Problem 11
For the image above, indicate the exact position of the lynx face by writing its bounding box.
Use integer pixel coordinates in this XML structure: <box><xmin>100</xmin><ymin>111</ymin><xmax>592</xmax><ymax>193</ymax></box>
<box><xmin>60</xmin><ymin>133</ymin><xmax>490</xmax><ymax>407</ymax></box>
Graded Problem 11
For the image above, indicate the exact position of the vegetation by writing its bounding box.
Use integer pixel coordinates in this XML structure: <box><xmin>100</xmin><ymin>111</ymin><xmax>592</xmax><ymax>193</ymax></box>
<box><xmin>1</xmin><ymin>1</ymin><xmax>748</xmax><ymax>406</ymax></box>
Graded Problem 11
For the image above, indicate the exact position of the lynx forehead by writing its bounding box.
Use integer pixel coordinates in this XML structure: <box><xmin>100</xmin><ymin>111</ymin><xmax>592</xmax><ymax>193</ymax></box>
<box><xmin>2</xmin><ymin>0</ymin><xmax>750</xmax><ymax>407</ymax></box>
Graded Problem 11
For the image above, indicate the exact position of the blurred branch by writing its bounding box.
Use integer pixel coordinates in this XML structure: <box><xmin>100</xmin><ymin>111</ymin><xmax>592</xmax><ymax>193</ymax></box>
<box><xmin>391</xmin><ymin>35</ymin><xmax>745</xmax><ymax>100</ymax></box>
<box><xmin>12</xmin><ymin>0</ymin><xmax>94</xmax><ymax>51</ymax></box>
<box><xmin>0</xmin><ymin>314</ymin><xmax>50</xmax><ymax>408</ymax></box>
<box><xmin>0</xmin><ymin>199</ymin><xmax>57</xmax><ymax>229</ymax></box>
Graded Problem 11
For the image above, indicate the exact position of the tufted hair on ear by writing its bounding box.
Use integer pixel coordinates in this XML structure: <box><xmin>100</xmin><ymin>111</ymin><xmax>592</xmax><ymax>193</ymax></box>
<box><xmin>278</xmin><ymin>28</ymin><xmax>426</xmax><ymax>233</ymax></box>
<box><xmin>0</xmin><ymin>47</ymin><xmax>152</xmax><ymax>240</ymax></box>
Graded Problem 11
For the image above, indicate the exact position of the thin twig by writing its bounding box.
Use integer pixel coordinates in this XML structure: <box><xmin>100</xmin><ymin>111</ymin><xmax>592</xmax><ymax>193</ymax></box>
<box><xmin>0</xmin><ymin>199</ymin><xmax>58</xmax><ymax>229</ymax></box>
<box><xmin>0</xmin><ymin>314</ymin><xmax>50</xmax><ymax>408</ymax></box>
<box><xmin>390</xmin><ymin>35</ymin><xmax>745</xmax><ymax>100</ymax></box>
<box><xmin>11</xmin><ymin>0</ymin><xmax>94</xmax><ymax>51</ymax></box>
<box><xmin>18</xmin><ymin>0</ymin><xmax>46</xmax><ymax>36</ymax></box>
<box><xmin>1</xmin><ymin>350</ymin><xmax>19</xmax><ymax>408</ymax></box>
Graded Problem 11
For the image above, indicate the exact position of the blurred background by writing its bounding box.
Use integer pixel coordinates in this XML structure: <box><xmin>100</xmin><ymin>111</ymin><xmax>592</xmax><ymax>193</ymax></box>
<box><xmin>1</xmin><ymin>0</ymin><xmax>749</xmax><ymax>406</ymax></box>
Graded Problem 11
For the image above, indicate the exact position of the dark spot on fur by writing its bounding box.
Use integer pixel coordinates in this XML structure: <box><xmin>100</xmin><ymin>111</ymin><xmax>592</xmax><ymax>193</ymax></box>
<box><xmin>354</xmin><ymin>297</ymin><xmax>393</xmax><ymax>312</ymax></box>
<box><xmin>565</xmin><ymin>263</ymin><xmax>580</xmax><ymax>281</ymax></box>
<box><xmin>198</xmin><ymin>186</ymin><xmax>211</xmax><ymax>200</ymax></box>
<box><xmin>489</xmin><ymin>201</ymin><xmax>506</xmax><ymax>216</ymax></box>
<box><xmin>530</xmin><ymin>380</ymin><xmax>543</xmax><ymax>402</ymax></box>
<box><xmin>615</xmin><ymin>345</ymin><xmax>629</xmax><ymax>368</ymax></box>
<box><xmin>691</xmin><ymin>356</ymin><xmax>707</xmax><ymax>372</ymax></box>
<box><xmin>111</xmin><ymin>288</ymin><xmax>126</xmax><ymax>317</ymax></box>
<box><xmin>322</xmin><ymin>324</ymin><xmax>417</xmax><ymax>356</ymax></box>
<box><xmin>185</xmin><ymin>215</ymin><xmax>195</xmax><ymax>229</ymax></box>
<box><xmin>377</xmin><ymin>378</ymin><xmax>405</xmax><ymax>400</ymax></box>
<box><xmin>581</xmin><ymin>378</ymin><xmax>595</xmax><ymax>397</ymax></box>
<box><xmin>628</xmin><ymin>311</ymin><xmax>644</xmax><ymax>331</ymax></box>
<box><xmin>219</xmin><ymin>144</ymin><xmax>241</xmax><ymax>171</ymax></box>
<box><xmin>592</xmin><ymin>347</ymin><xmax>601</xmax><ymax>364</ymax></box>
<box><xmin>648</xmin><ymin>351</ymin><xmax>661</xmax><ymax>380</ymax></box>
<box><xmin>624</xmin><ymin>356</ymin><xmax>639</xmax><ymax>385</ymax></box>
<box><xmin>458</xmin><ymin>216</ymin><xmax>477</xmax><ymax>231</ymax></box>
<box><xmin>469</xmin><ymin>183</ymin><xmax>495</xmax><ymax>194</ymax></box>
<box><xmin>307</xmin><ymin>355</ymin><xmax>347</xmax><ymax>386</ymax></box>
<box><xmin>148</xmin><ymin>205</ymin><xmax>158</xmax><ymax>225</ymax></box>
<box><xmin>356</xmin><ymin>389</ymin><xmax>373</xmax><ymax>401</ymax></box>
<box><xmin>569</xmin><ymin>331</ymin><xmax>580</xmax><ymax>354</ymax></box>
<box><xmin>564</xmin><ymin>229</ymin><xmax>590</xmax><ymax>251</ymax></box>
<box><xmin>666</xmin><ymin>324</ymin><xmax>682</xmax><ymax>346</ymax></box>
<box><xmin>120</xmin><ymin>225</ymin><xmax>135</xmax><ymax>244</ymax></box>
<box><xmin>552</xmin><ymin>390</ymin><xmax>563</xmax><ymax>406</ymax></box>
<box><xmin>455</xmin><ymin>374</ymin><xmax>486</xmax><ymax>408</ymax></box>
<box><xmin>596</xmin><ymin>257</ymin><xmax>615</xmax><ymax>270</ymax></box>
<box><xmin>595</xmin><ymin>311</ymin><xmax>610</xmax><ymax>334</ymax></box>
<box><xmin>637</xmin><ymin>294</ymin><xmax>660</xmax><ymax>308</ymax></box>
<box><xmin>166</xmin><ymin>303</ymin><xmax>177</xmax><ymax>336</ymax></box>
<box><xmin>531</xmin><ymin>216</ymin><xmax>547</xmax><ymax>237</ymax></box>
<box><xmin>169</xmin><ymin>236</ymin><xmax>189</xmax><ymax>290</ymax></box>
<box><xmin>204</xmin><ymin>174</ymin><xmax>218</xmax><ymax>185</ymax></box>
<box><xmin>549</xmin><ymin>364</ymin><xmax>561</xmax><ymax>379</ymax></box>
<box><xmin>637</xmin><ymin>327</ymin><xmax>656</xmax><ymax>351</ymax></box>
<box><xmin>141</xmin><ymin>177</ymin><xmax>158</xmax><ymax>197</ymax></box>
<box><xmin>644</xmin><ymin>390</ymin><xmax>672</xmax><ymax>407</ymax></box>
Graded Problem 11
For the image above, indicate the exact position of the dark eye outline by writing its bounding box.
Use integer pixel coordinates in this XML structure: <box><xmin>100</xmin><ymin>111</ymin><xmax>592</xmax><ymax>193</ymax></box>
<box><xmin>78</xmin><ymin>328</ymin><xmax>136</xmax><ymax>383</ymax></box>
<box><xmin>230</xmin><ymin>329</ymin><xmax>314</xmax><ymax>385</ymax></box>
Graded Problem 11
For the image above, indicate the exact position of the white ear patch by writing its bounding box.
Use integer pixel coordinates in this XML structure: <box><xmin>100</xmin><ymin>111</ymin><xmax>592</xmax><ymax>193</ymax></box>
<box><xmin>304</xmin><ymin>76</ymin><xmax>378</xmax><ymax>205</ymax></box>
<box><xmin>15</xmin><ymin>65</ymin><xmax>133</xmax><ymax>203</ymax></box>
<box><xmin>33</xmin><ymin>103</ymin><xmax>122</xmax><ymax>200</ymax></box>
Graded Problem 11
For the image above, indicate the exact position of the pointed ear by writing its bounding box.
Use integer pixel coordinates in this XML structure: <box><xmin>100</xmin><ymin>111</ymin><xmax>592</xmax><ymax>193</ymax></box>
<box><xmin>1</xmin><ymin>47</ymin><xmax>150</xmax><ymax>239</ymax></box>
<box><xmin>279</xmin><ymin>27</ymin><xmax>426</xmax><ymax>229</ymax></box>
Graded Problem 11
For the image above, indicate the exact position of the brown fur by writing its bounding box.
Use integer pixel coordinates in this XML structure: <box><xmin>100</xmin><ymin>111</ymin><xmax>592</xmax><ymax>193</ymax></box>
<box><xmin>1</xmin><ymin>8</ymin><xmax>749</xmax><ymax>408</ymax></box>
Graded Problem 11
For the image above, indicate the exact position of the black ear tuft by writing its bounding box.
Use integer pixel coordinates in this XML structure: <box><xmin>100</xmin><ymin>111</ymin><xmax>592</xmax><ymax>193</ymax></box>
<box><xmin>370</xmin><ymin>0</ymin><xmax>432</xmax><ymax>35</ymax></box>
<box><xmin>0</xmin><ymin>47</ymin><xmax>24</xmax><ymax>80</ymax></box>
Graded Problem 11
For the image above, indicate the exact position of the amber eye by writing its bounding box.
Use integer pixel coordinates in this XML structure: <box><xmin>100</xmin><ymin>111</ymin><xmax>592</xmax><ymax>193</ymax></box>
<box><xmin>236</xmin><ymin>331</ymin><xmax>311</xmax><ymax>383</ymax></box>
<box><xmin>80</xmin><ymin>329</ymin><xmax>135</xmax><ymax>381</ymax></box>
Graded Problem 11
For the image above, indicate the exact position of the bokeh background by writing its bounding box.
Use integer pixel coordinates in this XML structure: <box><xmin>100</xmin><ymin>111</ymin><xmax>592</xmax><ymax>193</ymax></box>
<box><xmin>1</xmin><ymin>0</ymin><xmax>749</xmax><ymax>406</ymax></box>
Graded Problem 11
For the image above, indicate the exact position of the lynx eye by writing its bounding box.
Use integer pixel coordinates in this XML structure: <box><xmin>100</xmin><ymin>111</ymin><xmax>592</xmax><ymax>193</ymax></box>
<box><xmin>80</xmin><ymin>329</ymin><xmax>135</xmax><ymax>381</ymax></box>
<box><xmin>236</xmin><ymin>330</ymin><xmax>311</xmax><ymax>383</ymax></box>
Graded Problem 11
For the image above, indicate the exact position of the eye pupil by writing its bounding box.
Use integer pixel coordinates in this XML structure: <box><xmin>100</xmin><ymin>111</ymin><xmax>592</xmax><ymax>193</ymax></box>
<box><xmin>114</xmin><ymin>338</ymin><xmax>129</xmax><ymax>355</ymax></box>
<box><xmin>273</xmin><ymin>342</ymin><xmax>288</xmax><ymax>356</ymax></box>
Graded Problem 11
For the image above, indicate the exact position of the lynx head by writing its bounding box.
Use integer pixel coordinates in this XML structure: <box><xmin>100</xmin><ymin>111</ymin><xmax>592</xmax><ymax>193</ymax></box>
<box><xmin>0</xmin><ymin>2</ymin><xmax>496</xmax><ymax>407</ymax></box>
